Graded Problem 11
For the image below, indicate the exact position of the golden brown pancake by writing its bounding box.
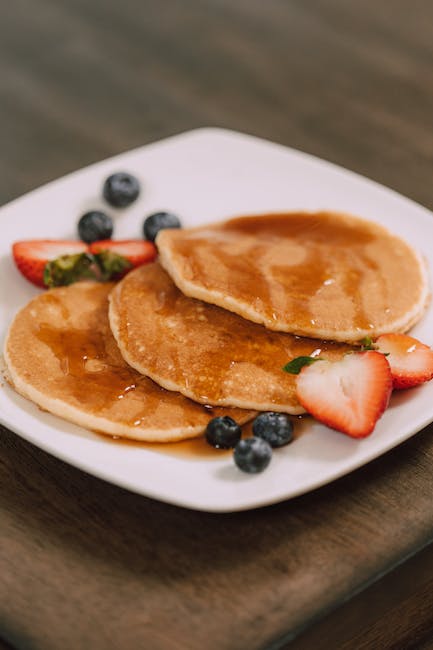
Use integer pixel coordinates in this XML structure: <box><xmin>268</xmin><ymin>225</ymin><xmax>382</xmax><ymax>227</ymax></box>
<box><xmin>157</xmin><ymin>212</ymin><xmax>429</xmax><ymax>343</ymax></box>
<box><xmin>4</xmin><ymin>283</ymin><xmax>253</xmax><ymax>442</ymax></box>
<box><xmin>109</xmin><ymin>263</ymin><xmax>354</xmax><ymax>413</ymax></box>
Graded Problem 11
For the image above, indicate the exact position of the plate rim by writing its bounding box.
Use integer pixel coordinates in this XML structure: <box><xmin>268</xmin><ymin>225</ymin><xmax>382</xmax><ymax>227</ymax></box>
<box><xmin>1</xmin><ymin>126</ymin><xmax>433</xmax><ymax>513</ymax></box>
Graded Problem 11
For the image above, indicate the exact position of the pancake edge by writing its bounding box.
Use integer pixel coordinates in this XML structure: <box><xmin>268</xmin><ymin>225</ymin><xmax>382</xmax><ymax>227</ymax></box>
<box><xmin>157</xmin><ymin>213</ymin><xmax>430</xmax><ymax>343</ymax></box>
<box><xmin>108</xmin><ymin>283</ymin><xmax>306</xmax><ymax>415</ymax></box>
<box><xmin>3</xmin><ymin>309</ymin><xmax>247</xmax><ymax>443</ymax></box>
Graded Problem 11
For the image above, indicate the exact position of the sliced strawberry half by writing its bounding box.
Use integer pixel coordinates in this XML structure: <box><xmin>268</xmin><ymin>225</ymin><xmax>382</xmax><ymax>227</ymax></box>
<box><xmin>375</xmin><ymin>333</ymin><xmax>433</xmax><ymax>390</ymax></box>
<box><xmin>89</xmin><ymin>239</ymin><xmax>157</xmax><ymax>269</ymax></box>
<box><xmin>12</xmin><ymin>240</ymin><xmax>89</xmax><ymax>288</ymax></box>
<box><xmin>295</xmin><ymin>351</ymin><xmax>392</xmax><ymax>438</ymax></box>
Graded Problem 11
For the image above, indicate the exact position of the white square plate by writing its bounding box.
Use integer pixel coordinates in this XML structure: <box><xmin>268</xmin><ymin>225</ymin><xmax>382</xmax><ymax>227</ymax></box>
<box><xmin>1</xmin><ymin>128</ymin><xmax>433</xmax><ymax>512</ymax></box>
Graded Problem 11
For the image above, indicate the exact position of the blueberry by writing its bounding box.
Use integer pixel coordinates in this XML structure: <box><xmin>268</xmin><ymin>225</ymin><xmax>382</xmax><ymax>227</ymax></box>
<box><xmin>143</xmin><ymin>211</ymin><xmax>182</xmax><ymax>242</ymax></box>
<box><xmin>252</xmin><ymin>412</ymin><xmax>294</xmax><ymax>448</ymax></box>
<box><xmin>103</xmin><ymin>172</ymin><xmax>140</xmax><ymax>208</ymax></box>
<box><xmin>205</xmin><ymin>416</ymin><xmax>241</xmax><ymax>449</ymax></box>
<box><xmin>77</xmin><ymin>211</ymin><xmax>113</xmax><ymax>244</ymax></box>
<box><xmin>233</xmin><ymin>437</ymin><xmax>272</xmax><ymax>474</ymax></box>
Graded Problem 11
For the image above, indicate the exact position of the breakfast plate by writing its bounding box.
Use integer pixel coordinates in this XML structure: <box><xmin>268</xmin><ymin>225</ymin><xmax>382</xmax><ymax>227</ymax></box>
<box><xmin>1</xmin><ymin>127</ymin><xmax>433</xmax><ymax>512</ymax></box>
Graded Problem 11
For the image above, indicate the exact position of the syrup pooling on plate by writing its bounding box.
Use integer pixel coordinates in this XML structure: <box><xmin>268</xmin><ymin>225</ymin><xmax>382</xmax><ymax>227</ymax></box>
<box><xmin>97</xmin><ymin>416</ymin><xmax>309</xmax><ymax>459</ymax></box>
<box><xmin>4</xmin><ymin>282</ymin><xmax>254</xmax><ymax>441</ymax></box>
<box><xmin>157</xmin><ymin>211</ymin><xmax>429</xmax><ymax>342</ymax></box>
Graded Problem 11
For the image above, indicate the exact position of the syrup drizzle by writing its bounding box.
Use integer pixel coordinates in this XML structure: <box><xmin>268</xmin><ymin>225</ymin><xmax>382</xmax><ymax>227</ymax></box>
<box><xmin>162</xmin><ymin>211</ymin><xmax>424</xmax><ymax>336</ymax></box>
<box><xmin>112</xmin><ymin>263</ymin><xmax>353</xmax><ymax>409</ymax></box>
<box><xmin>29</xmin><ymin>286</ymin><xmax>251</xmax><ymax>432</ymax></box>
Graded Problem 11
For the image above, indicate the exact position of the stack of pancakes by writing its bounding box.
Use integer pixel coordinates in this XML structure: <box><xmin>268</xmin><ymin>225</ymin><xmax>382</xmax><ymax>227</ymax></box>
<box><xmin>4</xmin><ymin>212</ymin><xmax>429</xmax><ymax>442</ymax></box>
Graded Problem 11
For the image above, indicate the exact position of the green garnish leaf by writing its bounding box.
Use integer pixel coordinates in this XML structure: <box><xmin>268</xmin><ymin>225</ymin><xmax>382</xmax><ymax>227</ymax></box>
<box><xmin>282</xmin><ymin>356</ymin><xmax>320</xmax><ymax>374</ymax></box>
<box><xmin>44</xmin><ymin>253</ymin><xmax>99</xmax><ymax>287</ymax></box>
<box><xmin>360</xmin><ymin>336</ymin><xmax>376</xmax><ymax>351</ymax></box>
<box><xmin>360</xmin><ymin>337</ymin><xmax>389</xmax><ymax>356</ymax></box>
<box><xmin>95</xmin><ymin>250</ymin><xmax>132</xmax><ymax>281</ymax></box>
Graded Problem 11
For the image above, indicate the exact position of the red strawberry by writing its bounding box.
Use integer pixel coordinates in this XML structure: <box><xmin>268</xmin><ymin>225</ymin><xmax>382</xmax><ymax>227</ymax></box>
<box><xmin>375</xmin><ymin>333</ymin><xmax>433</xmax><ymax>389</ymax></box>
<box><xmin>295</xmin><ymin>351</ymin><xmax>392</xmax><ymax>438</ymax></box>
<box><xmin>12</xmin><ymin>240</ymin><xmax>89</xmax><ymax>288</ymax></box>
<box><xmin>89</xmin><ymin>239</ymin><xmax>157</xmax><ymax>269</ymax></box>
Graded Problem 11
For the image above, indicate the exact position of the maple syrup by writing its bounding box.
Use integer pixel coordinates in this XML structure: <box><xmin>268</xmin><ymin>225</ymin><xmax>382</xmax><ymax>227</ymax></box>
<box><xmin>110</xmin><ymin>263</ymin><xmax>353</xmax><ymax>411</ymax></box>
<box><xmin>158</xmin><ymin>211</ymin><xmax>427</xmax><ymax>340</ymax></box>
<box><xmin>94</xmin><ymin>415</ymin><xmax>309</xmax><ymax>460</ymax></box>
<box><xmin>6</xmin><ymin>282</ymin><xmax>250</xmax><ymax>440</ymax></box>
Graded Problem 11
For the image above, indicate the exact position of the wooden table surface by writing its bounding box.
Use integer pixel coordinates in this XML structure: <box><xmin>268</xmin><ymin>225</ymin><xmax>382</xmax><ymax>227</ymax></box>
<box><xmin>2</xmin><ymin>1</ymin><xmax>433</xmax><ymax>648</ymax></box>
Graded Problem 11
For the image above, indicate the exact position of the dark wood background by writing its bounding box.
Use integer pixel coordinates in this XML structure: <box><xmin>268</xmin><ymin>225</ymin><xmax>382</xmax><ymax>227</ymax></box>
<box><xmin>2</xmin><ymin>1</ymin><xmax>433</xmax><ymax>648</ymax></box>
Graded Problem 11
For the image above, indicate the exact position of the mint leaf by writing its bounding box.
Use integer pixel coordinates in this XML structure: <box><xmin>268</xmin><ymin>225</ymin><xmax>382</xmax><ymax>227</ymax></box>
<box><xmin>360</xmin><ymin>336</ymin><xmax>375</xmax><ymax>351</ymax></box>
<box><xmin>282</xmin><ymin>356</ymin><xmax>320</xmax><ymax>374</ymax></box>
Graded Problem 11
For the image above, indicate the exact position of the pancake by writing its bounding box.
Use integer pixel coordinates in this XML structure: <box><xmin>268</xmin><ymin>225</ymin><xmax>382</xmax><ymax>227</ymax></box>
<box><xmin>109</xmin><ymin>263</ymin><xmax>353</xmax><ymax>414</ymax></box>
<box><xmin>156</xmin><ymin>211</ymin><xmax>429</xmax><ymax>343</ymax></box>
<box><xmin>3</xmin><ymin>282</ymin><xmax>253</xmax><ymax>442</ymax></box>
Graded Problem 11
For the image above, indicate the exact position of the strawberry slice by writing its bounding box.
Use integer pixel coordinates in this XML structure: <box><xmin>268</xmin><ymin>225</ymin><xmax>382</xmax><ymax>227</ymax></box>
<box><xmin>12</xmin><ymin>240</ymin><xmax>89</xmax><ymax>288</ymax></box>
<box><xmin>295</xmin><ymin>351</ymin><xmax>392</xmax><ymax>438</ymax></box>
<box><xmin>375</xmin><ymin>333</ymin><xmax>433</xmax><ymax>389</ymax></box>
<box><xmin>89</xmin><ymin>239</ymin><xmax>157</xmax><ymax>269</ymax></box>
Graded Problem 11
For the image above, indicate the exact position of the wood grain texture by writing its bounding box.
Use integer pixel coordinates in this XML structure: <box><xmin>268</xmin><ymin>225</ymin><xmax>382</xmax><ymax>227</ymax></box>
<box><xmin>288</xmin><ymin>540</ymin><xmax>433</xmax><ymax>649</ymax></box>
<box><xmin>1</xmin><ymin>0</ymin><xmax>433</xmax><ymax>648</ymax></box>
<box><xmin>2</xmin><ymin>420</ymin><xmax>433</xmax><ymax>650</ymax></box>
